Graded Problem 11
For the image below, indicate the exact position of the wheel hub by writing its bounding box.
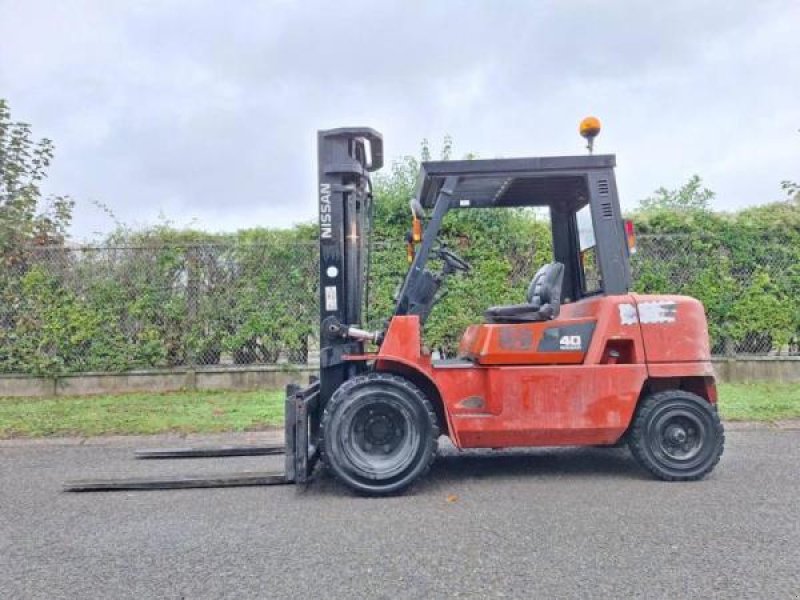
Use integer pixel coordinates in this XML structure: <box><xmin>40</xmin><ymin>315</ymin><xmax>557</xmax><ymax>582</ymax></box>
<box><xmin>658</xmin><ymin>415</ymin><xmax>702</xmax><ymax>460</ymax></box>
<box><xmin>365</xmin><ymin>415</ymin><xmax>393</xmax><ymax>444</ymax></box>
<box><xmin>666</xmin><ymin>424</ymin><xmax>687</xmax><ymax>444</ymax></box>
<box><xmin>352</xmin><ymin>404</ymin><xmax>407</xmax><ymax>457</ymax></box>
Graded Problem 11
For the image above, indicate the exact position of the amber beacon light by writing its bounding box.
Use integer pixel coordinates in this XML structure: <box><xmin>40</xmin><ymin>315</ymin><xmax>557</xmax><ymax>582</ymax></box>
<box><xmin>579</xmin><ymin>116</ymin><xmax>601</xmax><ymax>154</ymax></box>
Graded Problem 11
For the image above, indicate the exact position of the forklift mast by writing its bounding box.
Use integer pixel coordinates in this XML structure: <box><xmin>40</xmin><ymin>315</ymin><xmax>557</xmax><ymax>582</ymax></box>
<box><xmin>316</xmin><ymin>128</ymin><xmax>384</xmax><ymax>406</ymax></box>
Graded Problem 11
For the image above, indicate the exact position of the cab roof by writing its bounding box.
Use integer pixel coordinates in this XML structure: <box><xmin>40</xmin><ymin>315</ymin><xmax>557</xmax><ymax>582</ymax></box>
<box><xmin>414</xmin><ymin>154</ymin><xmax>616</xmax><ymax>210</ymax></box>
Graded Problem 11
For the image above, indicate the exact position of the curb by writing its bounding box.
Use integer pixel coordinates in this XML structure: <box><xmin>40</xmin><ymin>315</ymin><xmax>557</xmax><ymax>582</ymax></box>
<box><xmin>723</xmin><ymin>419</ymin><xmax>800</xmax><ymax>431</ymax></box>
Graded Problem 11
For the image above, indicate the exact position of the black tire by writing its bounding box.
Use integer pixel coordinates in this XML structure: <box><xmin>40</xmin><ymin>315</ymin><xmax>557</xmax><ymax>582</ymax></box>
<box><xmin>321</xmin><ymin>373</ymin><xmax>439</xmax><ymax>496</ymax></box>
<box><xmin>628</xmin><ymin>390</ymin><xmax>724</xmax><ymax>481</ymax></box>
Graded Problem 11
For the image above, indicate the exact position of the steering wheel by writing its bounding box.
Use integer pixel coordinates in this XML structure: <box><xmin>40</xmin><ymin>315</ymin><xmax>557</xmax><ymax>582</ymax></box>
<box><xmin>437</xmin><ymin>247</ymin><xmax>471</xmax><ymax>273</ymax></box>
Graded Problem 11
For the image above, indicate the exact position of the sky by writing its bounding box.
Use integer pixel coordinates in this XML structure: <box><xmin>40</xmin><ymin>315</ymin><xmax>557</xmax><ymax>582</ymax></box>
<box><xmin>1</xmin><ymin>0</ymin><xmax>798</xmax><ymax>241</ymax></box>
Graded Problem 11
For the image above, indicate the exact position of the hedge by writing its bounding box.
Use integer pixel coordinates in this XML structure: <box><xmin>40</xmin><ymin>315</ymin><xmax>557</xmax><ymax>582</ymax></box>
<box><xmin>1</xmin><ymin>161</ymin><xmax>798</xmax><ymax>375</ymax></box>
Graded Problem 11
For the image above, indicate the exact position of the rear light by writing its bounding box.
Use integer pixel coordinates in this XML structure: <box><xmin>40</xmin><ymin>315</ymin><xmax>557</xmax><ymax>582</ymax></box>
<box><xmin>624</xmin><ymin>219</ymin><xmax>637</xmax><ymax>254</ymax></box>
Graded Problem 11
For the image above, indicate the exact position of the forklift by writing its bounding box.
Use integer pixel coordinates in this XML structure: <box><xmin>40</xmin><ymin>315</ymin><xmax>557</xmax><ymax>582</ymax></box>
<box><xmin>65</xmin><ymin>120</ymin><xmax>723</xmax><ymax>495</ymax></box>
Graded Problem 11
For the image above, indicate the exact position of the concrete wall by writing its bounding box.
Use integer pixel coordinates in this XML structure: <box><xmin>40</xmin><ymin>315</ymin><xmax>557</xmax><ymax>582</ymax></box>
<box><xmin>1</xmin><ymin>359</ymin><xmax>798</xmax><ymax>398</ymax></box>
<box><xmin>711</xmin><ymin>357</ymin><xmax>800</xmax><ymax>384</ymax></box>
<box><xmin>0</xmin><ymin>366</ymin><xmax>318</xmax><ymax>398</ymax></box>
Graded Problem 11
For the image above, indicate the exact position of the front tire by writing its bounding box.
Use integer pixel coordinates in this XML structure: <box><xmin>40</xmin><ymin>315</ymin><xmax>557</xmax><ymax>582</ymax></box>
<box><xmin>628</xmin><ymin>390</ymin><xmax>724</xmax><ymax>481</ymax></box>
<box><xmin>322</xmin><ymin>373</ymin><xmax>439</xmax><ymax>496</ymax></box>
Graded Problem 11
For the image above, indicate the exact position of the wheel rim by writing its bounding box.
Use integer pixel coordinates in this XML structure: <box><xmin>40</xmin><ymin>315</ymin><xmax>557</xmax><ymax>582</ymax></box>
<box><xmin>646</xmin><ymin>404</ymin><xmax>713</xmax><ymax>471</ymax></box>
<box><xmin>337</xmin><ymin>394</ymin><xmax>420</xmax><ymax>480</ymax></box>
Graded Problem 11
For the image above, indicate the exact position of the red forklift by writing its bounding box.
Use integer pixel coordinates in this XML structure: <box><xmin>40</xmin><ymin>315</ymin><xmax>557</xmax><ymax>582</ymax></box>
<box><xmin>65</xmin><ymin>121</ymin><xmax>723</xmax><ymax>495</ymax></box>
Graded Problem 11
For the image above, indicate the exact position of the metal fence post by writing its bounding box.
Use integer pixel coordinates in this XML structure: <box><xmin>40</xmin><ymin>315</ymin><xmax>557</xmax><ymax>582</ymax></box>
<box><xmin>186</xmin><ymin>246</ymin><xmax>199</xmax><ymax>368</ymax></box>
<box><xmin>723</xmin><ymin>333</ymin><xmax>736</xmax><ymax>358</ymax></box>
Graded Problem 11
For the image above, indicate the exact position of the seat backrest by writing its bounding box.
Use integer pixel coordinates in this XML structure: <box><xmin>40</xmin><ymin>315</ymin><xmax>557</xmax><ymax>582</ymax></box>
<box><xmin>526</xmin><ymin>262</ymin><xmax>565</xmax><ymax>315</ymax></box>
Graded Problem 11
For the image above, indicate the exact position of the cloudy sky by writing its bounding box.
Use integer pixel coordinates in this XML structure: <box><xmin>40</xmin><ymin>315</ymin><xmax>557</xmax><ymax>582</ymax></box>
<box><xmin>1</xmin><ymin>0</ymin><xmax>798</xmax><ymax>240</ymax></box>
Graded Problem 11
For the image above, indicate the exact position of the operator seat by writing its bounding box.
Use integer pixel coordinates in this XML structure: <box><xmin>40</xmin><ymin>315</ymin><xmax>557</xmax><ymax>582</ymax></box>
<box><xmin>484</xmin><ymin>262</ymin><xmax>565</xmax><ymax>323</ymax></box>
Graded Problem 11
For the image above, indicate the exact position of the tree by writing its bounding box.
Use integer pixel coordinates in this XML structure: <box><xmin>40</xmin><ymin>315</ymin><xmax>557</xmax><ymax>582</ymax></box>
<box><xmin>1</xmin><ymin>99</ymin><xmax>77</xmax><ymax>372</ymax></box>
<box><xmin>0</xmin><ymin>98</ymin><xmax>74</xmax><ymax>252</ymax></box>
<box><xmin>782</xmin><ymin>180</ymin><xmax>799</xmax><ymax>205</ymax></box>
<box><xmin>637</xmin><ymin>174</ymin><xmax>714</xmax><ymax>213</ymax></box>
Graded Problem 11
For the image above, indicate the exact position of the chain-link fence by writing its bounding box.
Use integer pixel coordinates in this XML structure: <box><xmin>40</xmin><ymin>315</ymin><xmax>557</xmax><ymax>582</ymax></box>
<box><xmin>632</xmin><ymin>234</ymin><xmax>799</xmax><ymax>356</ymax></box>
<box><xmin>0</xmin><ymin>243</ymin><xmax>319</xmax><ymax>375</ymax></box>
<box><xmin>1</xmin><ymin>235</ymin><xmax>798</xmax><ymax>376</ymax></box>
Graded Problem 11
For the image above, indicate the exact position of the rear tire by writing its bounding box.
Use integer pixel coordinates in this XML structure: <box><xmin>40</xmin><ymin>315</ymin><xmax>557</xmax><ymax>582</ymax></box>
<box><xmin>321</xmin><ymin>373</ymin><xmax>439</xmax><ymax>496</ymax></box>
<box><xmin>628</xmin><ymin>390</ymin><xmax>724</xmax><ymax>481</ymax></box>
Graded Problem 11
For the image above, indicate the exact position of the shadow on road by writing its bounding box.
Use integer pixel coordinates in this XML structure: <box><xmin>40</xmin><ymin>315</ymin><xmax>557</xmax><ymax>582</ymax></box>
<box><xmin>306</xmin><ymin>444</ymin><xmax>650</xmax><ymax>497</ymax></box>
<box><xmin>429</xmin><ymin>445</ymin><xmax>645</xmax><ymax>482</ymax></box>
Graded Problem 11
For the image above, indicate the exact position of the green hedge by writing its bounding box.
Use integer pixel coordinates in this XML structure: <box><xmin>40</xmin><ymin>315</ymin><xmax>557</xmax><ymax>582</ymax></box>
<box><xmin>0</xmin><ymin>228</ymin><xmax>318</xmax><ymax>375</ymax></box>
<box><xmin>1</xmin><ymin>163</ymin><xmax>798</xmax><ymax>375</ymax></box>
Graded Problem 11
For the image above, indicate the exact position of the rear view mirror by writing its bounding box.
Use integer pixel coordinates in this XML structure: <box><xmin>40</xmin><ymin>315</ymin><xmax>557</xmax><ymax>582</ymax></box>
<box><xmin>410</xmin><ymin>197</ymin><xmax>425</xmax><ymax>219</ymax></box>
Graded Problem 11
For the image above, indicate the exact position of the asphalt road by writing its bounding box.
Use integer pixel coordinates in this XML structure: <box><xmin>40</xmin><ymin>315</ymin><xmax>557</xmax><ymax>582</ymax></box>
<box><xmin>1</xmin><ymin>429</ymin><xmax>799</xmax><ymax>599</ymax></box>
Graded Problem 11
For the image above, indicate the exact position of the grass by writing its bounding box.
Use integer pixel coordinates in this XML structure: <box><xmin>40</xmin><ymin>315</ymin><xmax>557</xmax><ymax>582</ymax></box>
<box><xmin>717</xmin><ymin>382</ymin><xmax>800</xmax><ymax>422</ymax></box>
<box><xmin>0</xmin><ymin>382</ymin><xmax>798</xmax><ymax>439</ymax></box>
<box><xmin>0</xmin><ymin>389</ymin><xmax>284</xmax><ymax>438</ymax></box>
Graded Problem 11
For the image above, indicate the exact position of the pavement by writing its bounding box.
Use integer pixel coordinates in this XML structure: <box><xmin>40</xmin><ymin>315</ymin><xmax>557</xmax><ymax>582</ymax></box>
<box><xmin>1</xmin><ymin>429</ymin><xmax>799</xmax><ymax>599</ymax></box>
